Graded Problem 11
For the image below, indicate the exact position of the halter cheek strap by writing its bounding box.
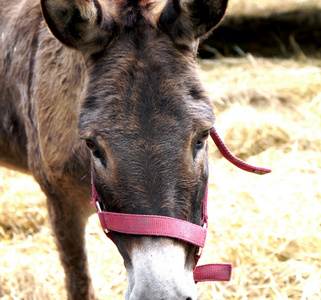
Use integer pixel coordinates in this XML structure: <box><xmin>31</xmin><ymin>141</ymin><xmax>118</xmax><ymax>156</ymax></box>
<box><xmin>91</xmin><ymin>128</ymin><xmax>271</xmax><ymax>283</ymax></box>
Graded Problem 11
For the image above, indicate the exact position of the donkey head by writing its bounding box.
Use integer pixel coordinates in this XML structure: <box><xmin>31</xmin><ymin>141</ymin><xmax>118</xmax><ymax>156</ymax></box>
<box><xmin>41</xmin><ymin>0</ymin><xmax>228</xmax><ymax>298</ymax></box>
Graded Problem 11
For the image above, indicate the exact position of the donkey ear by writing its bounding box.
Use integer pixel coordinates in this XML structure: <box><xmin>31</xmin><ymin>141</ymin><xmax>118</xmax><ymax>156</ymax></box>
<box><xmin>159</xmin><ymin>0</ymin><xmax>228</xmax><ymax>43</ymax></box>
<box><xmin>41</xmin><ymin>0</ymin><xmax>116</xmax><ymax>54</ymax></box>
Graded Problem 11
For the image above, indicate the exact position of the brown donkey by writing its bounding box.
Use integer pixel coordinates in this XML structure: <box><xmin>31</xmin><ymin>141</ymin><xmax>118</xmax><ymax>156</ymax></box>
<box><xmin>0</xmin><ymin>0</ymin><xmax>228</xmax><ymax>298</ymax></box>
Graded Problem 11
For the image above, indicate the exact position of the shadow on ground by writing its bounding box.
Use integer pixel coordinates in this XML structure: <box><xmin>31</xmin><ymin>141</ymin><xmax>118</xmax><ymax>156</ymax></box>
<box><xmin>200</xmin><ymin>8</ymin><xmax>321</xmax><ymax>58</ymax></box>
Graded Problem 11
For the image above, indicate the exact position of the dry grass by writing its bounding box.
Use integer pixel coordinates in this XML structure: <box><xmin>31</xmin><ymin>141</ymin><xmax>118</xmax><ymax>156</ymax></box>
<box><xmin>1</xmin><ymin>0</ymin><xmax>321</xmax><ymax>299</ymax></box>
<box><xmin>227</xmin><ymin>0</ymin><xmax>321</xmax><ymax>16</ymax></box>
<box><xmin>196</xmin><ymin>55</ymin><xmax>321</xmax><ymax>299</ymax></box>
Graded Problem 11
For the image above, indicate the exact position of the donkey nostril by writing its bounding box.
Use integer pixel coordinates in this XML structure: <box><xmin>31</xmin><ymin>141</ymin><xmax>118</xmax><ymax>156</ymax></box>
<box><xmin>185</xmin><ymin>298</ymin><xmax>192</xmax><ymax>300</ymax></box>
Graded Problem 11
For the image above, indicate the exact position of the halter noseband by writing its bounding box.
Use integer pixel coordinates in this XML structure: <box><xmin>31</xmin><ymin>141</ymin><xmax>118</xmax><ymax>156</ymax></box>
<box><xmin>91</xmin><ymin>128</ymin><xmax>271</xmax><ymax>282</ymax></box>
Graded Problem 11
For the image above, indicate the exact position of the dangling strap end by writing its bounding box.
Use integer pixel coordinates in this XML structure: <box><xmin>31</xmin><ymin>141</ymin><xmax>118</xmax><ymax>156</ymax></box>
<box><xmin>210</xmin><ymin>128</ymin><xmax>272</xmax><ymax>175</ymax></box>
<box><xmin>194</xmin><ymin>263</ymin><xmax>233</xmax><ymax>283</ymax></box>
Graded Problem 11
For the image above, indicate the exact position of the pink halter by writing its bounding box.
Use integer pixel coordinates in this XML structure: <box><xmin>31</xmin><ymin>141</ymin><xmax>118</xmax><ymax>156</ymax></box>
<box><xmin>91</xmin><ymin>128</ymin><xmax>271</xmax><ymax>282</ymax></box>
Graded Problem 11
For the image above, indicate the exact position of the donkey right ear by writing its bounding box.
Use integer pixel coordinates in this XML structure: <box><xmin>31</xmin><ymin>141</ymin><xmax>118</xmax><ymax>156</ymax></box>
<box><xmin>41</xmin><ymin>0</ymin><xmax>116</xmax><ymax>54</ymax></box>
<box><xmin>159</xmin><ymin>0</ymin><xmax>228</xmax><ymax>46</ymax></box>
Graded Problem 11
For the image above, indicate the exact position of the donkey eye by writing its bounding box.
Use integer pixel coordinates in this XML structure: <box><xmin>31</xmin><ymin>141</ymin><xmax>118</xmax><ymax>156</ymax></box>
<box><xmin>196</xmin><ymin>130</ymin><xmax>210</xmax><ymax>147</ymax></box>
<box><xmin>85</xmin><ymin>139</ymin><xmax>97</xmax><ymax>151</ymax></box>
<box><xmin>85</xmin><ymin>139</ymin><xmax>107</xmax><ymax>168</ymax></box>
<box><xmin>193</xmin><ymin>130</ymin><xmax>210</xmax><ymax>159</ymax></box>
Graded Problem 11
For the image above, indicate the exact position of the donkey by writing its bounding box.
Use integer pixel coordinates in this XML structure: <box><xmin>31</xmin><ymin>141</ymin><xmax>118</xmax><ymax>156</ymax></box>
<box><xmin>0</xmin><ymin>0</ymin><xmax>229</xmax><ymax>298</ymax></box>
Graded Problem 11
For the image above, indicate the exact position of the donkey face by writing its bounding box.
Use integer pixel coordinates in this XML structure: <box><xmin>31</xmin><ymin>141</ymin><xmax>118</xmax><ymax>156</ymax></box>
<box><xmin>41</xmin><ymin>0</ymin><xmax>228</xmax><ymax>298</ymax></box>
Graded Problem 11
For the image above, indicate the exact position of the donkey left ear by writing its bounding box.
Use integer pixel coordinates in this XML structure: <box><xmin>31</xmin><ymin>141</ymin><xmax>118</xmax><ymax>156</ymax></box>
<box><xmin>159</xmin><ymin>0</ymin><xmax>228</xmax><ymax>44</ymax></box>
<box><xmin>41</xmin><ymin>0</ymin><xmax>116</xmax><ymax>54</ymax></box>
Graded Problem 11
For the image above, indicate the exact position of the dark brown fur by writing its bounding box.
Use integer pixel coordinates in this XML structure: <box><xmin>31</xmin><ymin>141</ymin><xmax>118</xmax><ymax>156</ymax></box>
<box><xmin>0</xmin><ymin>0</ymin><xmax>228</xmax><ymax>298</ymax></box>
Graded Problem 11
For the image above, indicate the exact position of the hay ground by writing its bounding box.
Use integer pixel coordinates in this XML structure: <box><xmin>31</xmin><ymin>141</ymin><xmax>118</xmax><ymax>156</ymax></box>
<box><xmin>1</xmin><ymin>0</ymin><xmax>321</xmax><ymax>299</ymax></box>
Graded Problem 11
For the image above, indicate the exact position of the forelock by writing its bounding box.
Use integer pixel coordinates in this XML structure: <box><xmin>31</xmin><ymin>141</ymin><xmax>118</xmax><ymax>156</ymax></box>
<box><xmin>114</xmin><ymin>0</ymin><xmax>156</xmax><ymax>28</ymax></box>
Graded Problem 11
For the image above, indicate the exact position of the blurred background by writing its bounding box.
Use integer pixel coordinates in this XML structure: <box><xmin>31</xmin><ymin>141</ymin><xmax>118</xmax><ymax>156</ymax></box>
<box><xmin>1</xmin><ymin>0</ymin><xmax>320</xmax><ymax>299</ymax></box>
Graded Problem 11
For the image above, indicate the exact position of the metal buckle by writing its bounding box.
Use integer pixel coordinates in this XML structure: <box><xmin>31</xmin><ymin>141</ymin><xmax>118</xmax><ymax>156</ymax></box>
<box><xmin>96</xmin><ymin>201</ymin><xmax>102</xmax><ymax>212</ymax></box>
<box><xmin>196</xmin><ymin>246</ymin><xmax>203</xmax><ymax>257</ymax></box>
<box><xmin>96</xmin><ymin>201</ymin><xmax>110</xmax><ymax>234</ymax></box>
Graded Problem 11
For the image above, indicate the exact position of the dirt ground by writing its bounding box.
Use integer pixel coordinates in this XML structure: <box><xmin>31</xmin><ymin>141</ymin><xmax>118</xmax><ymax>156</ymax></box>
<box><xmin>1</xmin><ymin>0</ymin><xmax>320</xmax><ymax>299</ymax></box>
